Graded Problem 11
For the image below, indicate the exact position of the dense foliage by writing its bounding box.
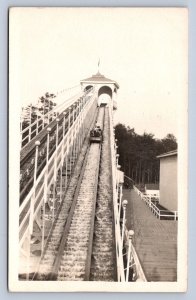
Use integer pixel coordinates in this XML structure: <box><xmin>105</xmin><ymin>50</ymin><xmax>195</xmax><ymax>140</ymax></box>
<box><xmin>114</xmin><ymin>123</ymin><xmax>177</xmax><ymax>184</ymax></box>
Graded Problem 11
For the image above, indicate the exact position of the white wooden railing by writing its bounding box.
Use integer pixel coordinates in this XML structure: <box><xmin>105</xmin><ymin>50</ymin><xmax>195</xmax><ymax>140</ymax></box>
<box><xmin>20</xmin><ymin>87</ymin><xmax>92</xmax><ymax>148</ymax></box>
<box><xmin>109</xmin><ymin>103</ymin><xmax>147</xmax><ymax>282</ymax></box>
<box><xmin>123</xmin><ymin>227</ymin><xmax>147</xmax><ymax>282</ymax></box>
<box><xmin>108</xmin><ymin>103</ymin><xmax>125</xmax><ymax>282</ymax></box>
<box><xmin>133</xmin><ymin>186</ymin><xmax>178</xmax><ymax>220</ymax></box>
<box><xmin>19</xmin><ymin>90</ymin><xmax>98</xmax><ymax>251</ymax></box>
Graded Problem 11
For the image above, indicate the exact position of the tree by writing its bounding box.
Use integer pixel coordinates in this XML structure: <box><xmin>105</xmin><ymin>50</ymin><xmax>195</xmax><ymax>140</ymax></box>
<box><xmin>161</xmin><ymin>134</ymin><xmax>177</xmax><ymax>153</ymax></box>
<box><xmin>21</xmin><ymin>104</ymin><xmax>38</xmax><ymax>129</ymax></box>
<box><xmin>21</xmin><ymin>92</ymin><xmax>57</xmax><ymax>130</ymax></box>
<box><xmin>38</xmin><ymin>92</ymin><xmax>56</xmax><ymax>115</ymax></box>
<box><xmin>114</xmin><ymin>123</ymin><xmax>178</xmax><ymax>185</ymax></box>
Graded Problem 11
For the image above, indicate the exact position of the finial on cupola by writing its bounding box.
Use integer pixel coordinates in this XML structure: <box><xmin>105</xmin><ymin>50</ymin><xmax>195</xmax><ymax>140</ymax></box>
<box><xmin>98</xmin><ymin>58</ymin><xmax>100</xmax><ymax>73</ymax></box>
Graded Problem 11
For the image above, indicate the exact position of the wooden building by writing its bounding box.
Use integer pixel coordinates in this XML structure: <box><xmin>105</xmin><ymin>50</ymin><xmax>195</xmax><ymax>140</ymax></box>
<box><xmin>157</xmin><ymin>150</ymin><xmax>177</xmax><ymax>212</ymax></box>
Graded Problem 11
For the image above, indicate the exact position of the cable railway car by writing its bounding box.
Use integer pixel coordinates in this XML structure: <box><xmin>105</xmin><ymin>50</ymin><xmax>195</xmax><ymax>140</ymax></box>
<box><xmin>90</xmin><ymin>125</ymin><xmax>102</xmax><ymax>143</ymax></box>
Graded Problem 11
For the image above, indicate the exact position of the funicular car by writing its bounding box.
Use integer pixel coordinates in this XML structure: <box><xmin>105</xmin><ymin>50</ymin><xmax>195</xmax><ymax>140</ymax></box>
<box><xmin>90</xmin><ymin>125</ymin><xmax>102</xmax><ymax>143</ymax></box>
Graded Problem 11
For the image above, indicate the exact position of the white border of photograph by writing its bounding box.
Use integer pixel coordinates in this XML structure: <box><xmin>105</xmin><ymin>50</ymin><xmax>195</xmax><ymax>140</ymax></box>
<box><xmin>8</xmin><ymin>6</ymin><xmax>188</xmax><ymax>292</ymax></box>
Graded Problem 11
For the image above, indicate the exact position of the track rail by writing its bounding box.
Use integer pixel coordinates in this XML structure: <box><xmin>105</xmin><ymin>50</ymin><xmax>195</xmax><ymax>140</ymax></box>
<box><xmin>49</xmin><ymin>142</ymin><xmax>101</xmax><ymax>281</ymax></box>
<box><xmin>54</xmin><ymin>110</ymin><xmax>104</xmax><ymax>281</ymax></box>
<box><xmin>48</xmin><ymin>145</ymin><xmax>91</xmax><ymax>280</ymax></box>
<box><xmin>89</xmin><ymin>108</ymin><xmax>116</xmax><ymax>281</ymax></box>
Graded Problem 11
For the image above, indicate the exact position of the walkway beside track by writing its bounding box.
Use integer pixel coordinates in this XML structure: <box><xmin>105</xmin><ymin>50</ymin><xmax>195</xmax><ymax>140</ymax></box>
<box><xmin>20</xmin><ymin>112</ymin><xmax>62</xmax><ymax>162</ymax></box>
<box><xmin>123</xmin><ymin>189</ymin><xmax>177</xmax><ymax>282</ymax></box>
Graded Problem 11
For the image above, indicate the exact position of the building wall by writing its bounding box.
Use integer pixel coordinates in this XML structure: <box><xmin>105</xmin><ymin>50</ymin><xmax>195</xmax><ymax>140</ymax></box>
<box><xmin>159</xmin><ymin>155</ymin><xmax>177</xmax><ymax>211</ymax></box>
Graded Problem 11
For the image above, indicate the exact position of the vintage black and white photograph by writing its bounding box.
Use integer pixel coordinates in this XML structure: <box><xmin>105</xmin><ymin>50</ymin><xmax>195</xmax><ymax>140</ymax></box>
<box><xmin>9</xmin><ymin>7</ymin><xmax>188</xmax><ymax>292</ymax></box>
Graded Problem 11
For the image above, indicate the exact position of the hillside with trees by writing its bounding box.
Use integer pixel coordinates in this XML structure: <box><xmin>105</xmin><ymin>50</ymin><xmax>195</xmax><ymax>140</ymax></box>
<box><xmin>114</xmin><ymin>123</ymin><xmax>177</xmax><ymax>185</ymax></box>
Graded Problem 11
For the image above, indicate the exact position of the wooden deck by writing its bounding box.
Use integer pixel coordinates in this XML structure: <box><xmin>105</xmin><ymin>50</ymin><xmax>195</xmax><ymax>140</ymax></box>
<box><xmin>123</xmin><ymin>189</ymin><xmax>177</xmax><ymax>282</ymax></box>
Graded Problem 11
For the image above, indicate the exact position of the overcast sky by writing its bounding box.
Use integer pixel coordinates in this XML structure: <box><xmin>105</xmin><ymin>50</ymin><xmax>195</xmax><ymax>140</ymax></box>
<box><xmin>10</xmin><ymin>7</ymin><xmax>187</xmax><ymax>139</ymax></box>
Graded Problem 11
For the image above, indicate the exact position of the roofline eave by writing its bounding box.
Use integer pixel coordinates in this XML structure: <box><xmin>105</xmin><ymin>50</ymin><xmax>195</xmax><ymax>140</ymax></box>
<box><xmin>80</xmin><ymin>80</ymin><xmax>119</xmax><ymax>89</ymax></box>
<box><xmin>157</xmin><ymin>151</ymin><xmax>178</xmax><ymax>159</ymax></box>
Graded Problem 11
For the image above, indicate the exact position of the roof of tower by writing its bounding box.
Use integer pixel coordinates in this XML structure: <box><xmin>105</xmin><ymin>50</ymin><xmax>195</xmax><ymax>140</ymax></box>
<box><xmin>80</xmin><ymin>72</ymin><xmax>119</xmax><ymax>89</ymax></box>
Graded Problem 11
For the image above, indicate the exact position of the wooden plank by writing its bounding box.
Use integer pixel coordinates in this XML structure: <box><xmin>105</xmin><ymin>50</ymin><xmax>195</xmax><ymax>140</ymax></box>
<box><xmin>123</xmin><ymin>189</ymin><xmax>177</xmax><ymax>282</ymax></box>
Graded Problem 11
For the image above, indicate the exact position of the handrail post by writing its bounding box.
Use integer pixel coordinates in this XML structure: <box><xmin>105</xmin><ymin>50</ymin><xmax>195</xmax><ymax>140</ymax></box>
<box><xmin>63</xmin><ymin>112</ymin><xmax>66</xmax><ymax>138</ymax></box>
<box><xmin>126</xmin><ymin>230</ymin><xmax>134</xmax><ymax>281</ymax></box>
<box><xmin>122</xmin><ymin>199</ymin><xmax>128</xmax><ymax>245</ymax></box>
<box><xmin>46</xmin><ymin>127</ymin><xmax>51</xmax><ymax>163</ymax></box>
<box><xmin>116</xmin><ymin>164</ymin><xmax>120</xmax><ymax>203</ymax></box>
<box><xmin>36</xmin><ymin>114</ymin><xmax>38</xmax><ymax>135</ymax></box>
<box><xmin>115</xmin><ymin>150</ymin><xmax>119</xmax><ymax>187</ymax></box>
<box><xmin>59</xmin><ymin>167</ymin><xmax>63</xmax><ymax>204</ymax></box>
<box><xmin>68</xmin><ymin>107</ymin><xmax>71</xmax><ymax>130</ymax></box>
<box><xmin>40</xmin><ymin>126</ymin><xmax>51</xmax><ymax>254</ymax></box>
<box><xmin>51</xmin><ymin>118</ymin><xmax>59</xmax><ymax>222</ymax></box>
<box><xmin>41</xmin><ymin>196</ymin><xmax>46</xmax><ymax>254</ymax></box>
<box><xmin>29</xmin><ymin>104</ymin><xmax>32</xmax><ymax>142</ymax></box>
<box><xmin>29</xmin><ymin>140</ymin><xmax>40</xmax><ymax>235</ymax></box>
<box><xmin>149</xmin><ymin>195</ymin><xmax>152</xmax><ymax>208</ymax></box>
<box><xmin>59</xmin><ymin>112</ymin><xmax>66</xmax><ymax>203</ymax></box>
<box><xmin>56</xmin><ymin>118</ymin><xmax>59</xmax><ymax>148</ymax></box>
<box><xmin>46</xmin><ymin>126</ymin><xmax>51</xmax><ymax>208</ymax></box>
<box><xmin>119</xmin><ymin>183</ymin><xmax>123</xmax><ymax>217</ymax></box>
<box><xmin>78</xmin><ymin>100</ymin><xmax>82</xmax><ymax>150</ymax></box>
<box><xmin>34</xmin><ymin>141</ymin><xmax>40</xmax><ymax>184</ymax></box>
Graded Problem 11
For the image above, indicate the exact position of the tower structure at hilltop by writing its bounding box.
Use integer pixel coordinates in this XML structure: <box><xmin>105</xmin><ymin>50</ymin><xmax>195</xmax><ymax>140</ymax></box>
<box><xmin>80</xmin><ymin>71</ymin><xmax>119</xmax><ymax>110</ymax></box>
